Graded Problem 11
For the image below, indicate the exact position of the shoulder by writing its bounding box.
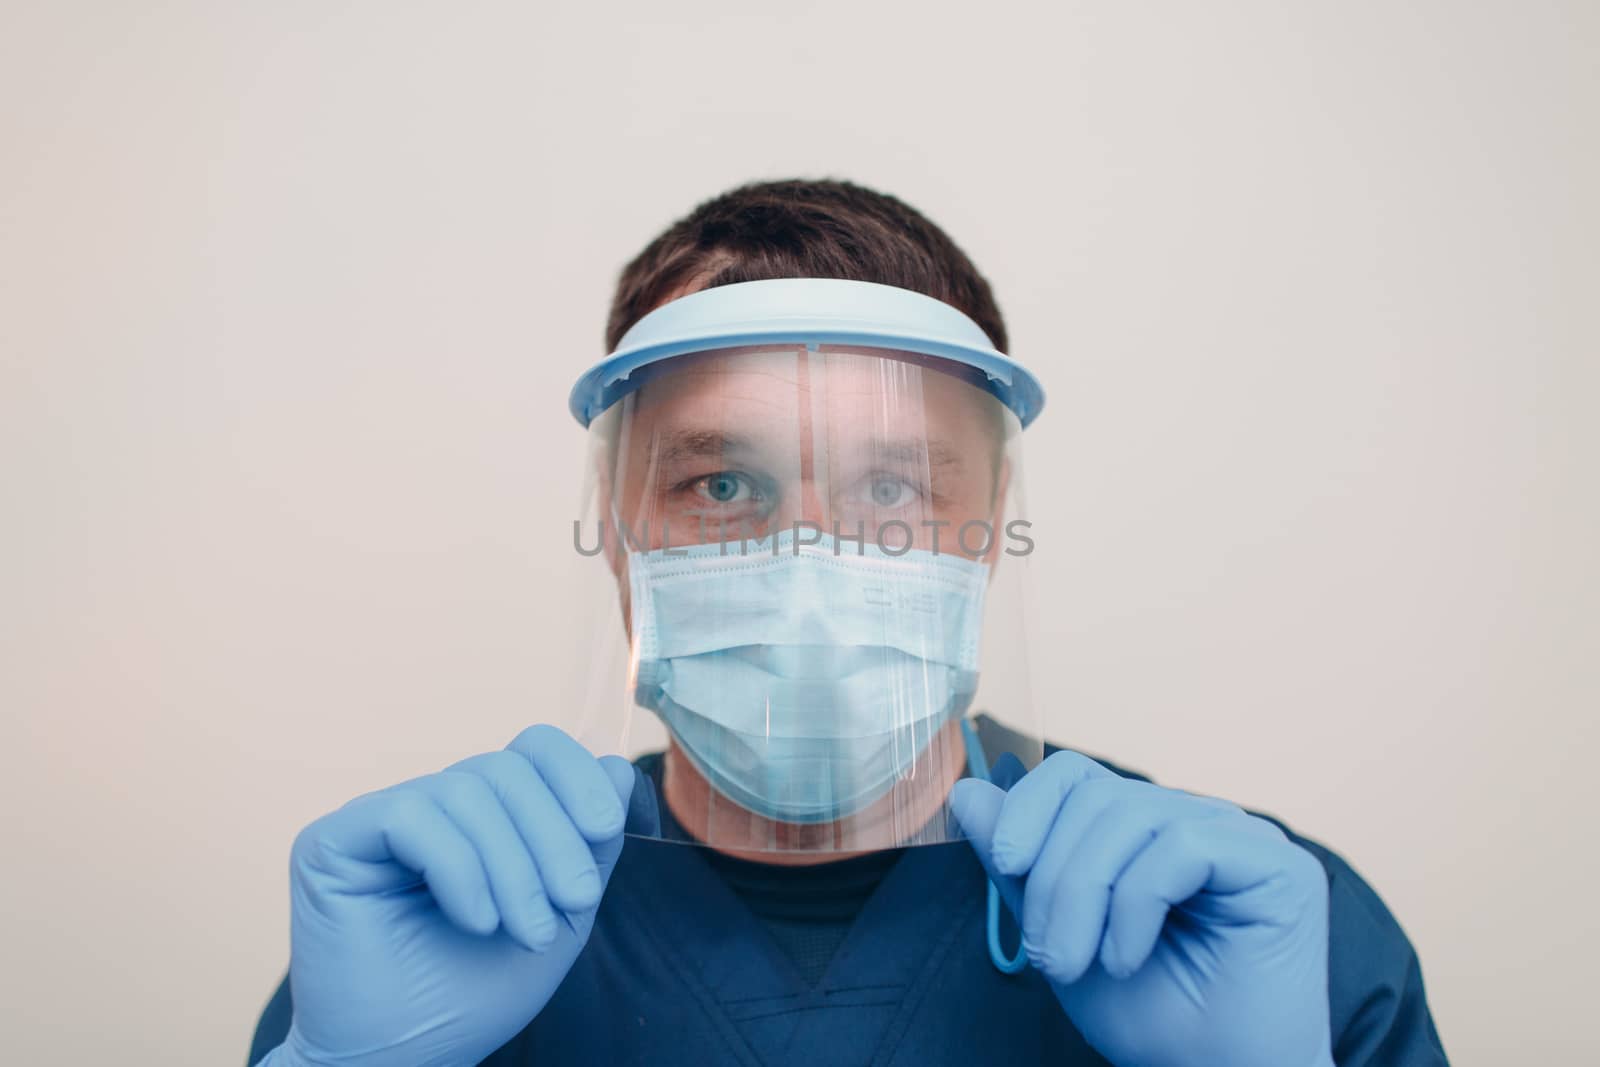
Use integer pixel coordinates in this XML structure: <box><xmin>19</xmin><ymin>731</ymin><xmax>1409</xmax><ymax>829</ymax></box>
<box><xmin>1262</xmin><ymin>818</ymin><xmax>1448</xmax><ymax>1063</ymax></box>
<box><xmin>248</xmin><ymin>974</ymin><xmax>292</xmax><ymax>1065</ymax></box>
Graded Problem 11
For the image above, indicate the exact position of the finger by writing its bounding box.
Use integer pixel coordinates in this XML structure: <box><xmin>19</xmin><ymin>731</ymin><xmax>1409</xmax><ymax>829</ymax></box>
<box><xmin>1048</xmin><ymin>792</ymin><xmax>1223</xmax><ymax>983</ymax></box>
<box><xmin>1101</xmin><ymin>814</ymin><xmax>1313</xmax><ymax>979</ymax></box>
<box><xmin>331</xmin><ymin>789</ymin><xmax>499</xmax><ymax>936</ymax></box>
<box><xmin>417</xmin><ymin>771</ymin><xmax>556</xmax><ymax>952</ymax></box>
<box><xmin>1056</xmin><ymin>783</ymin><xmax>1228</xmax><ymax>985</ymax></box>
<box><xmin>591</xmin><ymin>756</ymin><xmax>637</xmax><ymax>878</ymax></box>
<box><xmin>452</xmin><ymin>749</ymin><xmax>604</xmax><ymax>916</ymax></box>
<box><xmin>949</xmin><ymin>778</ymin><xmax>1025</xmax><ymax>917</ymax></box>
<box><xmin>990</xmin><ymin>751</ymin><xmax>1116</xmax><ymax>876</ymax></box>
<box><xmin>1016</xmin><ymin>776</ymin><xmax>1125</xmax><ymax>962</ymax></box>
<box><xmin>508</xmin><ymin>725</ymin><xmax>628</xmax><ymax>843</ymax></box>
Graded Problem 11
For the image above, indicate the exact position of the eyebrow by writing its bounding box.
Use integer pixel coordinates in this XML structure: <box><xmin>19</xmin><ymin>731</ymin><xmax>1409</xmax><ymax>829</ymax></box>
<box><xmin>656</xmin><ymin>430</ymin><xmax>755</xmax><ymax>463</ymax></box>
<box><xmin>657</xmin><ymin>430</ymin><xmax>963</xmax><ymax>471</ymax></box>
<box><xmin>863</xmin><ymin>438</ymin><xmax>964</xmax><ymax>470</ymax></box>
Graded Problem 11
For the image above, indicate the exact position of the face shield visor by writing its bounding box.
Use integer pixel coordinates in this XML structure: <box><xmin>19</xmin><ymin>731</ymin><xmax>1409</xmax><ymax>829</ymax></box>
<box><xmin>566</xmin><ymin>280</ymin><xmax>1046</xmax><ymax>856</ymax></box>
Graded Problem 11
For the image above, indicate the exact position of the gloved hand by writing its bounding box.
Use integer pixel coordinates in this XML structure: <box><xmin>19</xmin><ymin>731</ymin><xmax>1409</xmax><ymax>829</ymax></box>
<box><xmin>951</xmin><ymin>751</ymin><xmax>1333</xmax><ymax>1067</ymax></box>
<box><xmin>260</xmin><ymin>725</ymin><xmax>633</xmax><ymax>1067</ymax></box>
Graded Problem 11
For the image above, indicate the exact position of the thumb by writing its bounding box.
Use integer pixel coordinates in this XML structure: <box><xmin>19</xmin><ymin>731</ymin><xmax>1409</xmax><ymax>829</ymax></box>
<box><xmin>590</xmin><ymin>755</ymin><xmax>637</xmax><ymax>885</ymax></box>
<box><xmin>950</xmin><ymin>778</ymin><xmax>1026</xmax><ymax>919</ymax></box>
<box><xmin>597</xmin><ymin>753</ymin><xmax>637</xmax><ymax>808</ymax></box>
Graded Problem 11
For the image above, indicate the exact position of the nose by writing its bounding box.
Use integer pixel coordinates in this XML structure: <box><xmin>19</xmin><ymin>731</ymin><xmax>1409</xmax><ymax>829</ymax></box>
<box><xmin>774</xmin><ymin>363</ymin><xmax>830</xmax><ymax>535</ymax></box>
<box><xmin>771</xmin><ymin>476</ymin><xmax>829</xmax><ymax>537</ymax></box>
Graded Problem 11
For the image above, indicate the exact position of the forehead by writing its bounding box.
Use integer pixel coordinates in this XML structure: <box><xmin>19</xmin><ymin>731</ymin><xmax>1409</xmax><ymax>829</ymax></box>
<box><xmin>620</xmin><ymin>346</ymin><xmax>1005</xmax><ymax>446</ymax></box>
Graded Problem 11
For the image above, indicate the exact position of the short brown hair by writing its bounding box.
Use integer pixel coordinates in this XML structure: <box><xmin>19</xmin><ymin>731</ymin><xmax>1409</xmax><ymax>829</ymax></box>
<box><xmin>606</xmin><ymin>178</ymin><xmax>1007</xmax><ymax>353</ymax></box>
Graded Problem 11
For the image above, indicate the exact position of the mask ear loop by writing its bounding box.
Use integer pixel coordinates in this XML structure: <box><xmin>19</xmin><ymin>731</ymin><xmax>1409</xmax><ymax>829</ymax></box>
<box><xmin>959</xmin><ymin>718</ymin><xmax>1029</xmax><ymax>975</ymax></box>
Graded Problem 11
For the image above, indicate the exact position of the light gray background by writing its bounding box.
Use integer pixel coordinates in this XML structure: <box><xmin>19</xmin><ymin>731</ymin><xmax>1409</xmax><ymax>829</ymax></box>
<box><xmin>2</xmin><ymin>2</ymin><xmax>1595</xmax><ymax>1063</ymax></box>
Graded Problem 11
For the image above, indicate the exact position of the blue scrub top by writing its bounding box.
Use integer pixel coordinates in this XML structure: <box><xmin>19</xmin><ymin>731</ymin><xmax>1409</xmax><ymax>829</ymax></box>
<box><xmin>249</xmin><ymin>718</ymin><xmax>1448</xmax><ymax>1065</ymax></box>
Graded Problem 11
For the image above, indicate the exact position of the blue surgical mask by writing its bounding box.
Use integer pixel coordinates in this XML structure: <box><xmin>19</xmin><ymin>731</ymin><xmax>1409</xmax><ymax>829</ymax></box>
<box><xmin>628</xmin><ymin>530</ymin><xmax>988</xmax><ymax>823</ymax></box>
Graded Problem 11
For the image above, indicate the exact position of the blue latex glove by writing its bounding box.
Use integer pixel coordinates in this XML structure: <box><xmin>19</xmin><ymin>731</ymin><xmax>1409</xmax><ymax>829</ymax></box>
<box><xmin>950</xmin><ymin>751</ymin><xmax>1334</xmax><ymax>1067</ymax></box>
<box><xmin>260</xmin><ymin>725</ymin><xmax>633</xmax><ymax>1067</ymax></box>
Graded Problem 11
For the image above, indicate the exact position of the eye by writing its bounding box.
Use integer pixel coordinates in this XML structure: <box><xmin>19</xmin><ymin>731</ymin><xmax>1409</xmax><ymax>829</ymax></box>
<box><xmin>694</xmin><ymin>471</ymin><xmax>758</xmax><ymax>505</ymax></box>
<box><xmin>862</xmin><ymin>476</ymin><xmax>917</xmax><ymax>509</ymax></box>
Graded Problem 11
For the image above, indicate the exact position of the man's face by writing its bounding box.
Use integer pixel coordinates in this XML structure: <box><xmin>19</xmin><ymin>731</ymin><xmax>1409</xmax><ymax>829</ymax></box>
<box><xmin>593</xmin><ymin>344</ymin><xmax>1011</xmax><ymax>853</ymax></box>
<box><xmin>603</xmin><ymin>346</ymin><xmax>1009</xmax><ymax>561</ymax></box>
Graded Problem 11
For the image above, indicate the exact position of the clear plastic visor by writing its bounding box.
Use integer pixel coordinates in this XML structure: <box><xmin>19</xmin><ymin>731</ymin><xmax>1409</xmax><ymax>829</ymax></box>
<box><xmin>569</xmin><ymin>345</ymin><xmax>1042</xmax><ymax>855</ymax></box>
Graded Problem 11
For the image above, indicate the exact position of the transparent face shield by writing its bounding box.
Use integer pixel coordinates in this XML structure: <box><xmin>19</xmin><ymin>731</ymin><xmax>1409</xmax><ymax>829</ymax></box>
<box><xmin>569</xmin><ymin>344</ymin><xmax>1043</xmax><ymax>855</ymax></box>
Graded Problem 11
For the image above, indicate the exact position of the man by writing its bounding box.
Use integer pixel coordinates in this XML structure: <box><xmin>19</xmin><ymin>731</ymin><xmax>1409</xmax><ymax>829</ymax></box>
<box><xmin>249</xmin><ymin>179</ymin><xmax>1447</xmax><ymax>1066</ymax></box>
